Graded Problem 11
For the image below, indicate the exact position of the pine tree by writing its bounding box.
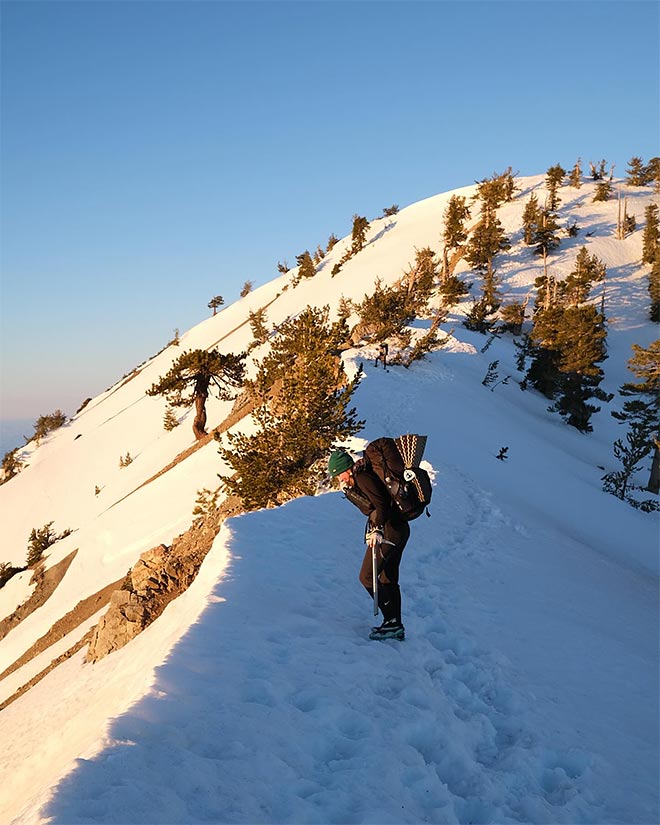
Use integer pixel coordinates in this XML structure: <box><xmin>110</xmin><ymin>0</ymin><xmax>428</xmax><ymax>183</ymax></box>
<box><xmin>649</xmin><ymin>246</ymin><xmax>660</xmax><ymax>322</ymax></box>
<box><xmin>337</xmin><ymin>296</ymin><xmax>353</xmax><ymax>324</ymax></box>
<box><xmin>277</xmin><ymin>261</ymin><xmax>290</xmax><ymax>274</ymax></box>
<box><xmin>527</xmin><ymin>302</ymin><xmax>564</xmax><ymax>398</ymax></box>
<box><xmin>593</xmin><ymin>179</ymin><xmax>612</xmax><ymax>202</ymax></box>
<box><xmin>499</xmin><ymin>300</ymin><xmax>526</xmax><ymax>334</ymax></box>
<box><xmin>405</xmin><ymin>247</ymin><xmax>439</xmax><ymax>309</ymax></box>
<box><xmin>553</xmin><ymin>304</ymin><xmax>607</xmax><ymax>432</ymax></box>
<box><xmin>355</xmin><ymin>278</ymin><xmax>418</xmax><ymax>342</ymax></box>
<box><xmin>32</xmin><ymin>410</ymin><xmax>67</xmax><ymax>444</ymax></box>
<box><xmin>589</xmin><ymin>159</ymin><xmax>608</xmax><ymax>180</ymax></box>
<box><xmin>1</xmin><ymin>448</ymin><xmax>23</xmax><ymax>483</ymax></box>
<box><xmin>474</xmin><ymin>168</ymin><xmax>518</xmax><ymax>210</ymax></box>
<box><xmin>463</xmin><ymin>296</ymin><xmax>493</xmax><ymax>333</ymax></box>
<box><xmin>26</xmin><ymin>522</ymin><xmax>72</xmax><ymax>567</ymax></box>
<box><xmin>604</xmin><ymin>341</ymin><xmax>660</xmax><ymax>501</ymax></box>
<box><xmin>465</xmin><ymin>205</ymin><xmax>510</xmax><ymax>271</ymax></box>
<box><xmin>569</xmin><ymin>158</ymin><xmax>583</xmax><ymax>188</ymax></box>
<box><xmin>625</xmin><ymin>156</ymin><xmax>646</xmax><ymax>186</ymax></box>
<box><xmin>621</xmin><ymin>341</ymin><xmax>660</xmax><ymax>493</ymax></box>
<box><xmin>326</xmin><ymin>234</ymin><xmax>339</xmax><ymax>252</ymax></box>
<box><xmin>443</xmin><ymin>195</ymin><xmax>471</xmax><ymax>249</ymax></box>
<box><xmin>218</xmin><ymin>306</ymin><xmax>364</xmax><ymax>509</ymax></box>
<box><xmin>248</xmin><ymin>308</ymin><xmax>269</xmax><ymax>346</ymax></box>
<box><xmin>208</xmin><ymin>296</ymin><xmax>224</xmax><ymax>316</ymax></box>
<box><xmin>644</xmin><ymin>157</ymin><xmax>660</xmax><ymax>189</ymax></box>
<box><xmin>350</xmin><ymin>215</ymin><xmax>370</xmax><ymax>255</ymax></box>
<box><xmin>240</xmin><ymin>281</ymin><xmax>254</xmax><ymax>298</ymax></box>
<box><xmin>642</xmin><ymin>203</ymin><xmax>659</xmax><ymax>264</ymax></box>
<box><xmin>545</xmin><ymin>164</ymin><xmax>566</xmax><ymax>211</ymax></box>
<box><xmin>382</xmin><ymin>205</ymin><xmax>399</xmax><ymax>217</ymax></box>
<box><xmin>163</xmin><ymin>405</ymin><xmax>179</xmax><ymax>431</ymax></box>
<box><xmin>292</xmin><ymin>251</ymin><xmax>316</xmax><ymax>285</ymax></box>
<box><xmin>147</xmin><ymin>349</ymin><xmax>246</xmax><ymax>439</ymax></box>
<box><xmin>560</xmin><ymin>246</ymin><xmax>606</xmax><ymax>307</ymax></box>
<box><xmin>533</xmin><ymin>208</ymin><xmax>561</xmax><ymax>256</ymax></box>
<box><xmin>522</xmin><ymin>193</ymin><xmax>540</xmax><ymax>245</ymax></box>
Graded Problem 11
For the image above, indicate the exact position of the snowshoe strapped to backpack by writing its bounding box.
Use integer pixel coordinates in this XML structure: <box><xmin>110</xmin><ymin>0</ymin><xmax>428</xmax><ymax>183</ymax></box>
<box><xmin>364</xmin><ymin>435</ymin><xmax>432</xmax><ymax>520</ymax></box>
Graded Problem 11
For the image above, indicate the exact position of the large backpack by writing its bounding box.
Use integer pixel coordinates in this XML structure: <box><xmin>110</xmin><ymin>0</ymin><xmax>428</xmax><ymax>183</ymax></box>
<box><xmin>364</xmin><ymin>435</ymin><xmax>432</xmax><ymax>520</ymax></box>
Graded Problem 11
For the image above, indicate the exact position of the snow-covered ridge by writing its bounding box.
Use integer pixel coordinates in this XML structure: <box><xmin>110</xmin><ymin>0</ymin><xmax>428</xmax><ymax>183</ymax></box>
<box><xmin>0</xmin><ymin>174</ymin><xmax>657</xmax><ymax>825</ymax></box>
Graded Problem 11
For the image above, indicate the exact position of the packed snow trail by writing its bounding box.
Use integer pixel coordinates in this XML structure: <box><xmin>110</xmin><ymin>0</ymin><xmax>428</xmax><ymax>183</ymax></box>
<box><xmin>44</xmin><ymin>493</ymin><xmax>605</xmax><ymax>825</ymax></box>
<box><xmin>36</xmin><ymin>345</ymin><xmax>658</xmax><ymax>825</ymax></box>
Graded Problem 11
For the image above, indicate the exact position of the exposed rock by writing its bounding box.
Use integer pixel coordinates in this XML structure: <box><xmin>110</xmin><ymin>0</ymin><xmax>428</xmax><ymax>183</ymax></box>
<box><xmin>86</xmin><ymin>509</ymin><xmax>227</xmax><ymax>663</ymax></box>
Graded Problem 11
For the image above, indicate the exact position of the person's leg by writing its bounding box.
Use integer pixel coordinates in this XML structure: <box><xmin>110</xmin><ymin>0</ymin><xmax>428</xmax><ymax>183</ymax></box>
<box><xmin>379</xmin><ymin>521</ymin><xmax>410</xmax><ymax>624</ymax></box>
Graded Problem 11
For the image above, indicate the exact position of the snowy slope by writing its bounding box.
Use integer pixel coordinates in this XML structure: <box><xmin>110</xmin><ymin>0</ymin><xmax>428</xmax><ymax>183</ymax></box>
<box><xmin>0</xmin><ymin>175</ymin><xmax>658</xmax><ymax>825</ymax></box>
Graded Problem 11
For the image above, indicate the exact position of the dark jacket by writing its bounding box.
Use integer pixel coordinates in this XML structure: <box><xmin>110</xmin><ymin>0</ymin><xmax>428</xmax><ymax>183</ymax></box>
<box><xmin>344</xmin><ymin>461</ymin><xmax>405</xmax><ymax>529</ymax></box>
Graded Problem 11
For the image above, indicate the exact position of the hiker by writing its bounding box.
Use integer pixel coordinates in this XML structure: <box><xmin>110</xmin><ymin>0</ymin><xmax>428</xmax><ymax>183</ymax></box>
<box><xmin>328</xmin><ymin>448</ymin><xmax>409</xmax><ymax>640</ymax></box>
<box><xmin>374</xmin><ymin>342</ymin><xmax>388</xmax><ymax>369</ymax></box>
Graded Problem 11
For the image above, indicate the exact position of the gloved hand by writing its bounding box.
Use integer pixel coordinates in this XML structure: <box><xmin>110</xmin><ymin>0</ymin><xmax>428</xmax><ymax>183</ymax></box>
<box><xmin>366</xmin><ymin>527</ymin><xmax>384</xmax><ymax>550</ymax></box>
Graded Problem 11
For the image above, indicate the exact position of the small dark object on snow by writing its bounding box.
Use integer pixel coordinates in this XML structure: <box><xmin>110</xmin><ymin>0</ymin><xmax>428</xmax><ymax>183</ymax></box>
<box><xmin>496</xmin><ymin>447</ymin><xmax>509</xmax><ymax>461</ymax></box>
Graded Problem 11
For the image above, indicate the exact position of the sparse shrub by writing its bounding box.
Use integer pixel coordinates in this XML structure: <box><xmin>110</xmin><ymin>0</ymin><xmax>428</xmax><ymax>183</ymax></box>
<box><xmin>382</xmin><ymin>205</ymin><xmax>399</xmax><ymax>217</ymax></box>
<box><xmin>1</xmin><ymin>448</ymin><xmax>23</xmax><ymax>483</ymax></box>
<box><xmin>192</xmin><ymin>487</ymin><xmax>221</xmax><ymax>523</ymax></box>
<box><xmin>240</xmin><ymin>281</ymin><xmax>254</xmax><ymax>298</ymax></box>
<box><xmin>249</xmin><ymin>308</ymin><xmax>269</xmax><ymax>347</ymax></box>
<box><xmin>119</xmin><ymin>452</ymin><xmax>133</xmax><ymax>468</ymax></box>
<box><xmin>26</xmin><ymin>522</ymin><xmax>73</xmax><ymax>567</ymax></box>
<box><xmin>163</xmin><ymin>406</ymin><xmax>180</xmax><ymax>431</ymax></box>
<box><xmin>33</xmin><ymin>410</ymin><xmax>67</xmax><ymax>442</ymax></box>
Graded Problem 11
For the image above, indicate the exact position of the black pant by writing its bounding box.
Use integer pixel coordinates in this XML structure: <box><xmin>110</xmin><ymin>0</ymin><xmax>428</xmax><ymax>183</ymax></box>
<box><xmin>358</xmin><ymin>520</ymin><xmax>409</xmax><ymax>623</ymax></box>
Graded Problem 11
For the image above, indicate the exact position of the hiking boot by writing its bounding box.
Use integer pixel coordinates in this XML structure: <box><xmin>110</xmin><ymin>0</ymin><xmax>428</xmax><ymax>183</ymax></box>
<box><xmin>369</xmin><ymin>619</ymin><xmax>405</xmax><ymax>641</ymax></box>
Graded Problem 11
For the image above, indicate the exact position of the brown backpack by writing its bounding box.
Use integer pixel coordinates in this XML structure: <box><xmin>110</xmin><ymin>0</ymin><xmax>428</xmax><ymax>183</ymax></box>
<box><xmin>364</xmin><ymin>435</ymin><xmax>432</xmax><ymax>520</ymax></box>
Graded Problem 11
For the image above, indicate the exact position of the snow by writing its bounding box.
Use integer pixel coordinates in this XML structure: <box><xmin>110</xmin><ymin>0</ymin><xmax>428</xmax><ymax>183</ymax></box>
<box><xmin>0</xmin><ymin>175</ymin><xmax>658</xmax><ymax>825</ymax></box>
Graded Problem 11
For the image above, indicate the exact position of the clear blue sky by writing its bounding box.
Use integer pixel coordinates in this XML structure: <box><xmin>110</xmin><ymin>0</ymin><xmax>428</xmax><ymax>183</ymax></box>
<box><xmin>1</xmin><ymin>0</ymin><xmax>658</xmax><ymax>425</ymax></box>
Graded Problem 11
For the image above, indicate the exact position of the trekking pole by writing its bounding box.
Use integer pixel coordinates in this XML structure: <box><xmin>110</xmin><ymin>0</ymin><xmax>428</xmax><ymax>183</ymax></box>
<box><xmin>371</xmin><ymin>538</ymin><xmax>395</xmax><ymax>617</ymax></box>
<box><xmin>372</xmin><ymin>542</ymin><xmax>379</xmax><ymax>616</ymax></box>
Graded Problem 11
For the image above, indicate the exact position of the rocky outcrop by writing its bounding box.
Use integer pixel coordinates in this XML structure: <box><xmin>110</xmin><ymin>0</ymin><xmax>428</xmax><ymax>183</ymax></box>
<box><xmin>86</xmin><ymin>501</ymin><xmax>238</xmax><ymax>663</ymax></box>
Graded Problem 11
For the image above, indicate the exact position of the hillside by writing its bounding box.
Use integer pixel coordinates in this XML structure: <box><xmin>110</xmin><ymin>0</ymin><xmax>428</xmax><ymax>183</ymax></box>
<box><xmin>0</xmin><ymin>173</ymin><xmax>658</xmax><ymax>825</ymax></box>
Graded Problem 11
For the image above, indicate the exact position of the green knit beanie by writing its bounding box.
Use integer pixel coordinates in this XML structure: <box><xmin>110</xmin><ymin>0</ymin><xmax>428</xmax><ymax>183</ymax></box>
<box><xmin>328</xmin><ymin>449</ymin><xmax>354</xmax><ymax>477</ymax></box>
